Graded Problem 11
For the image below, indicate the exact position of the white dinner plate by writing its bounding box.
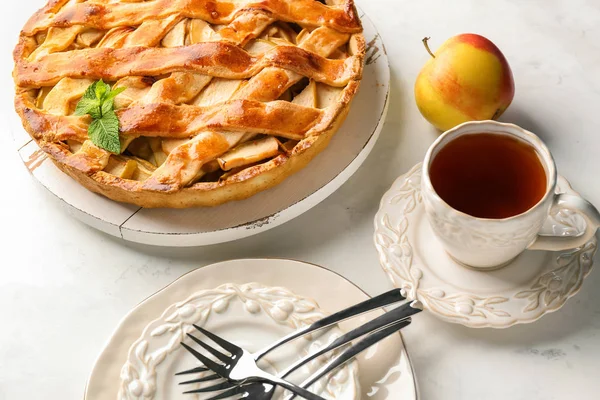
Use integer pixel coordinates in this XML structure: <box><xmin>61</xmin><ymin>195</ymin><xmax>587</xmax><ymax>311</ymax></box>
<box><xmin>14</xmin><ymin>9</ymin><xmax>389</xmax><ymax>247</ymax></box>
<box><xmin>85</xmin><ymin>259</ymin><xmax>418</xmax><ymax>399</ymax></box>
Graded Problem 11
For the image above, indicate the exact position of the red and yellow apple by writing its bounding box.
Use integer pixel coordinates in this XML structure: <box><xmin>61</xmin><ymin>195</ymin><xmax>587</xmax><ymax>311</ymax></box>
<box><xmin>414</xmin><ymin>33</ymin><xmax>515</xmax><ymax>131</ymax></box>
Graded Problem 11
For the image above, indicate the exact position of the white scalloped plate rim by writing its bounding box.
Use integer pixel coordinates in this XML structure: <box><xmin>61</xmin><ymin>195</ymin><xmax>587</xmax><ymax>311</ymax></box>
<box><xmin>84</xmin><ymin>259</ymin><xmax>418</xmax><ymax>399</ymax></box>
<box><xmin>374</xmin><ymin>163</ymin><xmax>598</xmax><ymax>329</ymax></box>
<box><xmin>14</xmin><ymin>8</ymin><xmax>389</xmax><ymax>247</ymax></box>
<box><xmin>117</xmin><ymin>281</ymin><xmax>361</xmax><ymax>400</ymax></box>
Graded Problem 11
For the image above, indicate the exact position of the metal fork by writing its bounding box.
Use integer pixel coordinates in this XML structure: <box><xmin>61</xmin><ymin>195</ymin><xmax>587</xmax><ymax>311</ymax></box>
<box><xmin>190</xmin><ymin>317</ymin><xmax>414</xmax><ymax>400</ymax></box>
<box><xmin>288</xmin><ymin>317</ymin><xmax>413</xmax><ymax>400</ymax></box>
<box><xmin>180</xmin><ymin>326</ymin><xmax>324</xmax><ymax>400</ymax></box>
<box><xmin>180</xmin><ymin>300</ymin><xmax>422</xmax><ymax>398</ymax></box>
<box><xmin>176</xmin><ymin>288</ymin><xmax>407</xmax><ymax>384</ymax></box>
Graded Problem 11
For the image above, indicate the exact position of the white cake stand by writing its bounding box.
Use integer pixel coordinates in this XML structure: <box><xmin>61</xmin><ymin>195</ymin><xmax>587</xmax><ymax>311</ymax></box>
<box><xmin>13</xmin><ymin>9</ymin><xmax>390</xmax><ymax>247</ymax></box>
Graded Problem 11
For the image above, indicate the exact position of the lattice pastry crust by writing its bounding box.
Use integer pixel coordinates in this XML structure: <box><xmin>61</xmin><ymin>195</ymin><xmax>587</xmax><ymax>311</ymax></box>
<box><xmin>14</xmin><ymin>0</ymin><xmax>364</xmax><ymax>207</ymax></box>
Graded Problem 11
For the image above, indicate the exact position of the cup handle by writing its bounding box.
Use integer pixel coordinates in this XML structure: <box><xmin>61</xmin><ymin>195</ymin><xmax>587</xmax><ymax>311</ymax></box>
<box><xmin>528</xmin><ymin>194</ymin><xmax>600</xmax><ymax>251</ymax></box>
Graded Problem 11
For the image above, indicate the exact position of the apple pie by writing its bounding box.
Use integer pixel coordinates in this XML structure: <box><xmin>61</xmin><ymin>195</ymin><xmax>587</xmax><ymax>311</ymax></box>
<box><xmin>13</xmin><ymin>0</ymin><xmax>364</xmax><ymax>208</ymax></box>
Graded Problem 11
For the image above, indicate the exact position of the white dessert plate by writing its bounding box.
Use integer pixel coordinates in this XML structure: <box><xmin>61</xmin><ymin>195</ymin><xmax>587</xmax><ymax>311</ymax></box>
<box><xmin>85</xmin><ymin>259</ymin><xmax>418</xmax><ymax>399</ymax></box>
<box><xmin>116</xmin><ymin>282</ymin><xmax>361</xmax><ymax>400</ymax></box>
<box><xmin>13</xmin><ymin>9</ymin><xmax>389</xmax><ymax>247</ymax></box>
<box><xmin>374</xmin><ymin>163</ymin><xmax>597</xmax><ymax>329</ymax></box>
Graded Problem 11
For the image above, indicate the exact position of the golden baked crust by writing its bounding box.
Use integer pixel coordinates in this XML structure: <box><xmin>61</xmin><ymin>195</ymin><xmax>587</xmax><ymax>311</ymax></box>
<box><xmin>13</xmin><ymin>0</ymin><xmax>365</xmax><ymax>208</ymax></box>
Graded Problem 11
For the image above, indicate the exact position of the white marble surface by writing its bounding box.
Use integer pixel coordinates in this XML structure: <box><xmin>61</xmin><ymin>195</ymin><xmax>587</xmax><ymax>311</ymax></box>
<box><xmin>1</xmin><ymin>1</ymin><xmax>599</xmax><ymax>399</ymax></box>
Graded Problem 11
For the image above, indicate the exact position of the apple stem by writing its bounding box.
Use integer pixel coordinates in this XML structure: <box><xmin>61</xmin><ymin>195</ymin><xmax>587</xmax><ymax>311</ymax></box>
<box><xmin>422</xmin><ymin>37</ymin><xmax>435</xmax><ymax>58</ymax></box>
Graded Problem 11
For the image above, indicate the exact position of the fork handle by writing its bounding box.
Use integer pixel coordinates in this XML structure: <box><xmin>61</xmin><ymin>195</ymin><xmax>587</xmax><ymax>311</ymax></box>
<box><xmin>279</xmin><ymin>300</ymin><xmax>422</xmax><ymax>378</ymax></box>
<box><xmin>266</xmin><ymin>376</ymin><xmax>326</xmax><ymax>400</ymax></box>
<box><xmin>285</xmin><ymin>318</ymin><xmax>412</xmax><ymax>400</ymax></box>
<box><xmin>253</xmin><ymin>288</ymin><xmax>406</xmax><ymax>360</ymax></box>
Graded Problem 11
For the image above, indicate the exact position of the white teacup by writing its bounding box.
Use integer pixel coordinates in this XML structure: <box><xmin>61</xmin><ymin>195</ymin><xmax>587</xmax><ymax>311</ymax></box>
<box><xmin>421</xmin><ymin>120</ymin><xmax>600</xmax><ymax>270</ymax></box>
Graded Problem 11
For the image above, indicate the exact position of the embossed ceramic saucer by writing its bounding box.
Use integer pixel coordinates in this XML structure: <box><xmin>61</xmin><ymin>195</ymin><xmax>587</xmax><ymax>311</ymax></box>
<box><xmin>85</xmin><ymin>259</ymin><xmax>417</xmax><ymax>399</ymax></box>
<box><xmin>374</xmin><ymin>163</ymin><xmax>597</xmax><ymax>329</ymax></box>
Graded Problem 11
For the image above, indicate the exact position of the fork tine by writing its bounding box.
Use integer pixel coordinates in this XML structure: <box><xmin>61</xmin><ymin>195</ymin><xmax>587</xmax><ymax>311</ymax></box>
<box><xmin>180</xmin><ymin>380</ymin><xmax>236</xmax><ymax>393</ymax></box>
<box><xmin>189</xmin><ymin>383</ymin><xmax>246</xmax><ymax>399</ymax></box>
<box><xmin>175</xmin><ymin>366</ymin><xmax>209</xmax><ymax>376</ymax></box>
<box><xmin>193</xmin><ymin>324</ymin><xmax>241</xmax><ymax>353</ymax></box>
<box><xmin>180</xmin><ymin>342</ymin><xmax>227</xmax><ymax>377</ymax></box>
<box><xmin>187</xmin><ymin>333</ymin><xmax>232</xmax><ymax>363</ymax></box>
<box><xmin>179</xmin><ymin>373</ymin><xmax>221</xmax><ymax>385</ymax></box>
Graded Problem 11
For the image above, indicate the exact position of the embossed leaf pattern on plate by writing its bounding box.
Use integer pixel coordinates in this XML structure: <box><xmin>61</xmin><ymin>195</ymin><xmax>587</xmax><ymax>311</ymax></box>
<box><xmin>119</xmin><ymin>283</ymin><xmax>358</xmax><ymax>400</ymax></box>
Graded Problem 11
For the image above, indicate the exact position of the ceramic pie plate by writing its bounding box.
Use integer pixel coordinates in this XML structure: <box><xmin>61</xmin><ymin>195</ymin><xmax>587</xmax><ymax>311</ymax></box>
<box><xmin>12</xmin><ymin>9</ymin><xmax>389</xmax><ymax>247</ymax></box>
<box><xmin>84</xmin><ymin>259</ymin><xmax>418</xmax><ymax>399</ymax></box>
<box><xmin>374</xmin><ymin>163</ymin><xmax>598</xmax><ymax>329</ymax></box>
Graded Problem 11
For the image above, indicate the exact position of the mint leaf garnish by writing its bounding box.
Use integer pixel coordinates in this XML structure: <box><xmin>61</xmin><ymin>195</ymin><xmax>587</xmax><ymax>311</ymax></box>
<box><xmin>94</xmin><ymin>80</ymin><xmax>110</xmax><ymax>102</ymax></box>
<box><xmin>101</xmin><ymin>98</ymin><xmax>114</xmax><ymax>117</ymax></box>
<box><xmin>82</xmin><ymin>81</ymin><xmax>99</xmax><ymax>101</ymax></box>
<box><xmin>103</xmin><ymin>86</ymin><xmax>126</xmax><ymax>103</ymax></box>
<box><xmin>75</xmin><ymin>80</ymin><xmax>125</xmax><ymax>154</ymax></box>
<box><xmin>74</xmin><ymin>98</ymin><xmax>101</xmax><ymax>118</ymax></box>
<box><xmin>89</xmin><ymin>112</ymin><xmax>121</xmax><ymax>154</ymax></box>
